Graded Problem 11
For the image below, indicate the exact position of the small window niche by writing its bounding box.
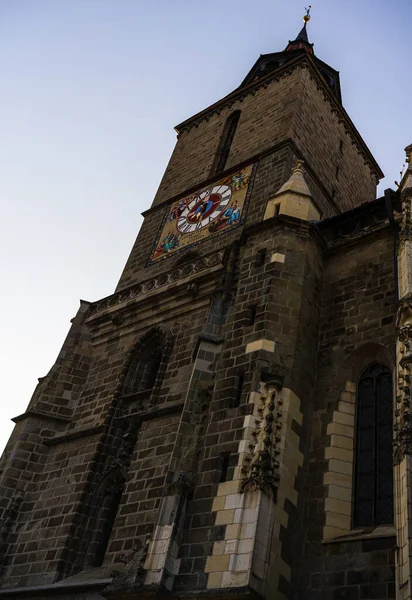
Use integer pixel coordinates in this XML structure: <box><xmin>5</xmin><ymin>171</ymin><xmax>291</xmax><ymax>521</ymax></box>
<box><xmin>255</xmin><ymin>248</ymin><xmax>266</xmax><ymax>268</ymax></box>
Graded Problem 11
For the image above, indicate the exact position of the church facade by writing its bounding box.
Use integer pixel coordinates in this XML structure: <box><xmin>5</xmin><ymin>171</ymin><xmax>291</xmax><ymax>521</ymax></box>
<box><xmin>1</xmin><ymin>15</ymin><xmax>411</xmax><ymax>600</ymax></box>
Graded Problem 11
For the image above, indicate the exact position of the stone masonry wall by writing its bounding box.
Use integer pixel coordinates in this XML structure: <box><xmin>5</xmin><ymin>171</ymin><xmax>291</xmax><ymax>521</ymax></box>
<box><xmin>291</xmin><ymin>68</ymin><xmax>378</xmax><ymax>213</ymax></box>
<box><xmin>116</xmin><ymin>146</ymin><xmax>331</xmax><ymax>292</ymax></box>
<box><xmin>116</xmin><ymin>61</ymin><xmax>380</xmax><ymax>293</ymax></box>
<box><xmin>152</xmin><ymin>62</ymin><xmax>378</xmax><ymax>211</ymax></box>
<box><xmin>152</xmin><ymin>68</ymin><xmax>303</xmax><ymax>207</ymax></box>
<box><xmin>0</xmin><ymin>268</ymin><xmax>217</xmax><ymax>587</ymax></box>
<box><xmin>299</xmin><ymin>217</ymin><xmax>397</xmax><ymax>600</ymax></box>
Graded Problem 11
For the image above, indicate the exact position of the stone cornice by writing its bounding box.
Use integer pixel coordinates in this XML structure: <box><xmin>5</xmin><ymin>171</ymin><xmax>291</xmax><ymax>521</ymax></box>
<box><xmin>44</xmin><ymin>424</ymin><xmax>104</xmax><ymax>446</ymax></box>
<box><xmin>85</xmin><ymin>250</ymin><xmax>225</xmax><ymax>322</ymax></box>
<box><xmin>0</xmin><ymin>579</ymin><xmax>112</xmax><ymax>597</ymax></box>
<box><xmin>174</xmin><ymin>54</ymin><xmax>383</xmax><ymax>181</ymax></box>
<box><xmin>12</xmin><ymin>409</ymin><xmax>71</xmax><ymax>424</ymax></box>
<box><xmin>241</xmin><ymin>213</ymin><xmax>328</xmax><ymax>262</ymax></box>
<box><xmin>118</xmin><ymin>399</ymin><xmax>184</xmax><ymax>423</ymax></box>
<box><xmin>324</xmin><ymin>221</ymin><xmax>392</xmax><ymax>255</ymax></box>
<box><xmin>319</xmin><ymin>195</ymin><xmax>399</xmax><ymax>253</ymax></box>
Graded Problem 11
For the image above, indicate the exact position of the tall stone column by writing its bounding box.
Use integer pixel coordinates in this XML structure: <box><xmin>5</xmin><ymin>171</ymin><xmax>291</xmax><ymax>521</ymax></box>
<box><xmin>394</xmin><ymin>145</ymin><xmax>412</xmax><ymax>599</ymax></box>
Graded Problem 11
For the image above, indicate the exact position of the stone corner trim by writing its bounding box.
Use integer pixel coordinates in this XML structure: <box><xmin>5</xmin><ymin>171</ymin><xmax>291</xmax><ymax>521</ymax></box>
<box><xmin>245</xmin><ymin>339</ymin><xmax>276</xmax><ymax>354</ymax></box>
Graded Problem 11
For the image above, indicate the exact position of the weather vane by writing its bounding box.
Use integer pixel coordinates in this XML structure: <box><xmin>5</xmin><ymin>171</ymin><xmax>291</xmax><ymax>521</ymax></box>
<box><xmin>304</xmin><ymin>6</ymin><xmax>312</xmax><ymax>23</ymax></box>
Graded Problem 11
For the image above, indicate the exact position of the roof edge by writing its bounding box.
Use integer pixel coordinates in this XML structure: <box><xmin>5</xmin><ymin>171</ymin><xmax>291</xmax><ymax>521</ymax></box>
<box><xmin>175</xmin><ymin>54</ymin><xmax>383</xmax><ymax>180</ymax></box>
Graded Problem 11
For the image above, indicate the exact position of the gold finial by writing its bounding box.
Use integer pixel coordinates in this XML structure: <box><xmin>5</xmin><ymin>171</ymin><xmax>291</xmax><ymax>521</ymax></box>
<box><xmin>303</xmin><ymin>5</ymin><xmax>311</xmax><ymax>23</ymax></box>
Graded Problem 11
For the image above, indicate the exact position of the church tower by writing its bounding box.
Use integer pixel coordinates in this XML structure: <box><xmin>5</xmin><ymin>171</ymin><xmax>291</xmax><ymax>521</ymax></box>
<box><xmin>0</xmin><ymin>11</ymin><xmax>403</xmax><ymax>600</ymax></box>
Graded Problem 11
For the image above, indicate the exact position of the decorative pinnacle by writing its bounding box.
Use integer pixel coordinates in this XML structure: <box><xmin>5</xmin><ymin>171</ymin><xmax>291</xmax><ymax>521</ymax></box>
<box><xmin>292</xmin><ymin>160</ymin><xmax>305</xmax><ymax>174</ymax></box>
<box><xmin>303</xmin><ymin>6</ymin><xmax>311</xmax><ymax>23</ymax></box>
<box><xmin>405</xmin><ymin>144</ymin><xmax>412</xmax><ymax>166</ymax></box>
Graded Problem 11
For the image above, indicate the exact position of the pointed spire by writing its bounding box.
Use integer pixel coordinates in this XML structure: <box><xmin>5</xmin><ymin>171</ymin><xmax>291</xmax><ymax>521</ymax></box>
<box><xmin>264</xmin><ymin>161</ymin><xmax>320</xmax><ymax>222</ymax></box>
<box><xmin>295</xmin><ymin>22</ymin><xmax>310</xmax><ymax>44</ymax></box>
<box><xmin>285</xmin><ymin>6</ymin><xmax>314</xmax><ymax>55</ymax></box>
<box><xmin>275</xmin><ymin>160</ymin><xmax>312</xmax><ymax>198</ymax></box>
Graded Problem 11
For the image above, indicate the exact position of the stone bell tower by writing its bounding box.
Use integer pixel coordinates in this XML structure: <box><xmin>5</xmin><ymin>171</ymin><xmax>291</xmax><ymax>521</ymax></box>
<box><xmin>1</xmin><ymin>10</ymin><xmax>400</xmax><ymax>600</ymax></box>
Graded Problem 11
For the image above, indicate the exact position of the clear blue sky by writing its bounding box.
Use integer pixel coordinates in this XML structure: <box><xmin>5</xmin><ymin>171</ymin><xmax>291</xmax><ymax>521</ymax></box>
<box><xmin>0</xmin><ymin>0</ymin><xmax>410</xmax><ymax>451</ymax></box>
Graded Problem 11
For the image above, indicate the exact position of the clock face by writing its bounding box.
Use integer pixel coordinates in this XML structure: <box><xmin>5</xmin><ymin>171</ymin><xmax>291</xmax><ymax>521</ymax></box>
<box><xmin>148</xmin><ymin>162</ymin><xmax>257</xmax><ymax>265</ymax></box>
<box><xmin>177</xmin><ymin>185</ymin><xmax>232</xmax><ymax>234</ymax></box>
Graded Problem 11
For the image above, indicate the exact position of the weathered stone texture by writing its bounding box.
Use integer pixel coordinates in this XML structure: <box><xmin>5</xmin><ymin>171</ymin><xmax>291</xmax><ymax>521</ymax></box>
<box><xmin>116</xmin><ymin>61</ymin><xmax>380</xmax><ymax>293</ymax></box>
<box><xmin>299</xmin><ymin>207</ymin><xmax>397</xmax><ymax>599</ymax></box>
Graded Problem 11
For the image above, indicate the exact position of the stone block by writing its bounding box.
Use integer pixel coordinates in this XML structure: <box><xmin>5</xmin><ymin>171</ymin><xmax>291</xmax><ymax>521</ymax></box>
<box><xmin>325</xmin><ymin>446</ymin><xmax>353</xmax><ymax>463</ymax></box>
<box><xmin>224</xmin><ymin>493</ymin><xmax>244</xmax><ymax>510</ymax></box>
<box><xmin>234</xmin><ymin>508</ymin><xmax>242</xmax><ymax>523</ymax></box>
<box><xmin>239</xmin><ymin>538</ymin><xmax>254</xmax><ymax>554</ymax></box>
<box><xmin>217</xmin><ymin>480</ymin><xmax>240</xmax><ymax>496</ymax></box>
<box><xmin>271</xmin><ymin>253</ymin><xmax>286</xmax><ymax>263</ymax></box>
<box><xmin>330</xmin><ymin>434</ymin><xmax>354</xmax><ymax>451</ymax></box>
<box><xmin>205</xmin><ymin>554</ymin><xmax>230</xmax><ymax>573</ymax></box>
<box><xmin>225</xmin><ymin>539</ymin><xmax>237</xmax><ymax>554</ymax></box>
<box><xmin>213</xmin><ymin>541</ymin><xmax>226</xmax><ymax>555</ymax></box>
<box><xmin>324</xmin><ymin>471</ymin><xmax>352</xmax><ymax>488</ymax></box>
<box><xmin>240</xmin><ymin>522</ymin><xmax>257</xmax><ymax>539</ymax></box>
<box><xmin>207</xmin><ymin>571</ymin><xmax>223</xmax><ymax>589</ymax></box>
<box><xmin>328</xmin><ymin>484</ymin><xmax>352</xmax><ymax>503</ymax></box>
<box><xmin>333</xmin><ymin>411</ymin><xmax>355</xmax><ymax>427</ymax></box>
<box><xmin>244</xmin><ymin>491</ymin><xmax>260</xmax><ymax>509</ymax></box>
<box><xmin>222</xmin><ymin>569</ymin><xmax>250</xmax><ymax>587</ymax></box>
<box><xmin>328</xmin><ymin>459</ymin><xmax>353</xmax><ymax>475</ymax></box>
<box><xmin>325</xmin><ymin>497</ymin><xmax>351</xmax><ymax>516</ymax></box>
<box><xmin>226</xmin><ymin>524</ymin><xmax>241</xmax><ymax>539</ymax></box>
<box><xmin>245</xmin><ymin>339</ymin><xmax>276</xmax><ymax>354</ymax></box>
<box><xmin>337</xmin><ymin>401</ymin><xmax>355</xmax><ymax>415</ymax></box>
<box><xmin>212</xmin><ymin>496</ymin><xmax>226</xmax><ymax>512</ymax></box>
<box><xmin>215</xmin><ymin>509</ymin><xmax>235</xmax><ymax>525</ymax></box>
<box><xmin>323</xmin><ymin>525</ymin><xmax>350</xmax><ymax>539</ymax></box>
<box><xmin>325</xmin><ymin>512</ymin><xmax>351</xmax><ymax>530</ymax></box>
<box><xmin>327</xmin><ymin>423</ymin><xmax>354</xmax><ymax>438</ymax></box>
<box><xmin>242</xmin><ymin>507</ymin><xmax>259</xmax><ymax>524</ymax></box>
<box><xmin>233</xmin><ymin>552</ymin><xmax>252</xmax><ymax>571</ymax></box>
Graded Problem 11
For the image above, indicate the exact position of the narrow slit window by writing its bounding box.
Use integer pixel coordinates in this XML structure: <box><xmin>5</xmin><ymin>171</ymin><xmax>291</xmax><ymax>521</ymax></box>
<box><xmin>211</xmin><ymin>110</ymin><xmax>241</xmax><ymax>176</ymax></box>
<box><xmin>274</xmin><ymin>203</ymin><xmax>281</xmax><ymax>216</ymax></box>
<box><xmin>247</xmin><ymin>305</ymin><xmax>257</xmax><ymax>326</ymax></box>
<box><xmin>234</xmin><ymin>372</ymin><xmax>244</xmax><ymax>408</ymax></box>
<box><xmin>219</xmin><ymin>452</ymin><xmax>231</xmax><ymax>482</ymax></box>
<box><xmin>256</xmin><ymin>248</ymin><xmax>266</xmax><ymax>267</ymax></box>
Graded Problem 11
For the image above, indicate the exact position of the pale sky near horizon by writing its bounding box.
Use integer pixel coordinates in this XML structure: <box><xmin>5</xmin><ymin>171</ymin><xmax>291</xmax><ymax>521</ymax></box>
<box><xmin>0</xmin><ymin>0</ymin><xmax>411</xmax><ymax>453</ymax></box>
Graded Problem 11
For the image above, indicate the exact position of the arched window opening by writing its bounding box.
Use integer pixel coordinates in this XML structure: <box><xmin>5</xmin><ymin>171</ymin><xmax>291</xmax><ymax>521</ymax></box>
<box><xmin>121</xmin><ymin>326</ymin><xmax>173</xmax><ymax>405</ymax></box>
<box><xmin>211</xmin><ymin>111</ymin><xmax>241</xmax><ymax>176</ymax></box>
<box><xmin>83</xmin><ymin>471</ymin><xmax>125</xmax><ymax>568</ymax></box>
<box><xmin>353</xmin><ymin>363</ymin><xmax>393</xmax><ymax>528</ymax></box>
<box><xmin>123</xmin><ymin>335</ymin><xmax>163</xmax><ymax>397</ymax></box>
<box><xmin>123</xmin><ymin>345</ymin><xmax>162</xmax><ymax>396</ymax></box>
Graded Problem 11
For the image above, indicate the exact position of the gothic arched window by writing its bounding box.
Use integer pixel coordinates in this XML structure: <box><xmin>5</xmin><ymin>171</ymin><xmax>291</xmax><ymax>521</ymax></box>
<box><xmin>353</xmin><ymin>363</ymin><xmax>394</xmax><ymax>528</ymax></box>
<box><xmin>122</xmin><ymin>326</ymin><xmax>173</xmax><ymax>403</ymax></box>
<box><xmin>83</xmin><ymin>470</ymin><xmax>125</xmax><ymax>568</ymax></box>
<box><xmin>211</xmin><ymin>110</ymin><xmax>241</xmax><ymax>176</ymax></box>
